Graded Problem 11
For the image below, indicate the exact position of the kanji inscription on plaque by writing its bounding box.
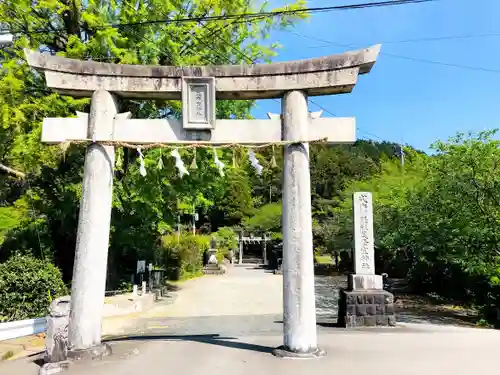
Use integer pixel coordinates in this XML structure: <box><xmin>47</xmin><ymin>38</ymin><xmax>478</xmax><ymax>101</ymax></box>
<box><xmin>182</xmin><ymin>77</ymin><xmax>215</xmax><ymax>130</ymax></box>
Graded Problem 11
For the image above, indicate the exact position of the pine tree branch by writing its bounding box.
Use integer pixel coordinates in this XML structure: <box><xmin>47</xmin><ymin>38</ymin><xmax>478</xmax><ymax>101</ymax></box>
<box><xmin>0</xmin><ymin>162</ymin><xmax>26</xmax><ymax>179</ymax></box>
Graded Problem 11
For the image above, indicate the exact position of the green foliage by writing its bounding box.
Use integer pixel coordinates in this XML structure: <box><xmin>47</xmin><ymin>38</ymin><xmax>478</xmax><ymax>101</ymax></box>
<box><xmin>156</xmin><ymin>234</ymin><xmax>210</xmax><ymax>281</ymax></box>
<box><xmin>0</xmin><ymin>0</ymin><xmax>308</xmax><ymax>288</ymax></box>
<box><xmin>214</xmin><ymin>227</ymin><xmax>237</xmax><ymax>249</ymax></box>
<box><xmin>0</xmin><ymin>198</ymin><xmax>28</xmax><ymax>245</ymax></box>
<box><xmin>243</xmin><ymin>202</ymin><xmax>282</xmax><ymax>234</ymax></box>
<box><xmin>214</xmin><ymin>226</ymin><xmax>237</xmax><ymax>260</ymax></box>
<box><xmin>328</xmin><ymin>132</ymin><xmax>500</xmax><ymax>320</ymax></box>
<box><xmin>0</xmin><ymin>255</ymin><xmax>67</xmax><ymax>322</ymax></box>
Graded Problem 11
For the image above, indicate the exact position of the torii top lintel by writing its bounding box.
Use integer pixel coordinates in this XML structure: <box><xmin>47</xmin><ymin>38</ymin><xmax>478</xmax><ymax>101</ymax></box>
<box><xmin>24</xmin><ymin>44</ymin><xmax>380</xmax><ymax>100</ymax></box>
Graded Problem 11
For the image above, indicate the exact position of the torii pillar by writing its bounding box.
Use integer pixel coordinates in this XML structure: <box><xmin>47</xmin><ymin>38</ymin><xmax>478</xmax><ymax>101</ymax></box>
<box><xmin>25</xmin><ymin>44</ymin><xmax>381</xmax><ymax>360</ymax></box>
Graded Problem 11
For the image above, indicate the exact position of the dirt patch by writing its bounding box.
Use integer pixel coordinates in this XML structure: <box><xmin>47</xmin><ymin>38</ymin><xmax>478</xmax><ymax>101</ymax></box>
<box><xmin>0</xmin><ymin>333</ymin><xmax>46</xmax><ymax>361</ymax></box>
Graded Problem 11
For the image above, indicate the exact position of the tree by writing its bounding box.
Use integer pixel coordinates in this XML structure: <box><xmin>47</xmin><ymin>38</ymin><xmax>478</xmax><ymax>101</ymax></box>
<box><xmin>327</xmin><ymin>132</ymin><xmax>500</xmax><ymax>320</ymax></box>
<box><xmin>243</xmin><ymin>202</ymin><xmax>281</xmax><ymax>235</ymax></box>
<box><xmin>310</xmin><ymin>140</ymin><xmax>414</xmax><ymax>255</ymax></box>
<box><xmin>0</xmin><ymin>0</ymin><xmax>309</xmax><ymax>286</ymax></box>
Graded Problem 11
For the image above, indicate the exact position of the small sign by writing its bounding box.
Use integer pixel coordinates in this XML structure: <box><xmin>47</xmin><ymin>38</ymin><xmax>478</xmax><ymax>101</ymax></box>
<box><xmin>148</xmin><ymin>263</ymin><xmax>153</xmax><ymax>272</ymax></box>
<box><xmin>136</xmin><ymin>260</ymin><xmax>146</xmax><ymax>274</ymax></box>
<box><xmin>195</xmin><ymin>213</ymin><xmax>199</xmax><ymax>221</ymax></box>
<box><xmin>182</xmin><ymin>77</ymin><xmax>215</xmax><ymax>130</ymax></box>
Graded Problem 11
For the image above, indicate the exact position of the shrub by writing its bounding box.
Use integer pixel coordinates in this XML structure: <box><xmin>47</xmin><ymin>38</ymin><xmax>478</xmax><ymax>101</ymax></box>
<box><xmin>214</xmin><ymin>227</ymin><xmax>237</xmax><ymax>260</ymax></box>
<box><xmin>0</xmin><ymin>255</ymin><xmax>68</xmax><ymax>322</ymax></box>
<box><xmin>156</xmin><ymin>234</ymin><xmax>210</xmax><ymax>281</ymax></box>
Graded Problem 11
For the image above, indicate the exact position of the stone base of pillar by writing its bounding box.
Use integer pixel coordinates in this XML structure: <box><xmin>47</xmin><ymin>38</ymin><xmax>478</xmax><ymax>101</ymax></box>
<box><xmin>203</xmin><ymin>263</ymin><xmax>226</xmax><ymax>275</ymax></box>
<box><xmin>39</xmin><ymin>361</ymin><xmax>71</xmax><ymax>375</ymax></box>
<box><xmin>67</xmin><ymin>343</ymin><xmax>112</xmax><ymax>361</ymax></box>
<box><xmin>272</xmin><ymin>346</ymin><xmax>326</xmax><ymax>359</ymax></box>
<box><xmin>338</xmin><ymin>289</ymin><xmax>396</xmax><ymax>328</ymax></box>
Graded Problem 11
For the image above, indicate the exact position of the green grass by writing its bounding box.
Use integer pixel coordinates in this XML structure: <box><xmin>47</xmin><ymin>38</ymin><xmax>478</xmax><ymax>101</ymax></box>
<box><xmin>1</xmin><ymin>350</ymin><xmax>14</xmax><ymax>361</ymax></box>
<box><xmin>178</xmin><ymin>270</ymin><xmax>204</xmax><ymax>282</ymax></box>
<box><xmin>315</xmin><ymin>255</ymin><xmax>334</xmax><ymax>265</ymax></box>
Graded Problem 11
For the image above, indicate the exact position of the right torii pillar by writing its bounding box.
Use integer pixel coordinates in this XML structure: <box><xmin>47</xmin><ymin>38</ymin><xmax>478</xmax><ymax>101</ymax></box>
<box><xmin>274</xmin><ymin>90</ymin><xmax>322</xmax><ymax>358</ymax></box>
<box><xmin>275</xmin><ymin>59</ymin><xmax>381</xmax><ymax>356</ymax></box>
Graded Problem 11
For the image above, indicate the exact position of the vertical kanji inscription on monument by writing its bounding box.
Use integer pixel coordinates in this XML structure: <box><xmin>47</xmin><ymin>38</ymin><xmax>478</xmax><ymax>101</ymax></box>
<box><xmin>353</xmin><ymin>192</ymin><xmax>375</xmax><ymax>275</ymax></box>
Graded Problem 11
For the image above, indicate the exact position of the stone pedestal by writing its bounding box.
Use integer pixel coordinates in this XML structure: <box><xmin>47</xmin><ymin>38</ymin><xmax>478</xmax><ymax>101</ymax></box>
<box><xmin>203</xmin><ymin>263</ymin><xmax>226</xmax><ymax>275</ymax></box>
<box><xmin>45</xmin><ymin>296</ymin><xmax>71</xmax><ymax>364</ymax></box>
<box><xmin>348</xmin><ymin>274</ymin><xmax>383</xmax><ymax>290</ymax></box>
<box><xmin>204</xmin><ymin>249</ymin><xmax>226</xmax><ymax>275</ymax></box>
<box><xmin>338</xmin><ymin>289</ymin><xmax>396</xmax><ymax>328</ymax></box>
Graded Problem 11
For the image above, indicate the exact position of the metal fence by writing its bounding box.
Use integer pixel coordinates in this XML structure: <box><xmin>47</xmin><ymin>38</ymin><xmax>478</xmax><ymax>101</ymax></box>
<box><xmin>0</xmin><ymin>317</ymin><xmax>47</xmax><ymax>341</ymax></box>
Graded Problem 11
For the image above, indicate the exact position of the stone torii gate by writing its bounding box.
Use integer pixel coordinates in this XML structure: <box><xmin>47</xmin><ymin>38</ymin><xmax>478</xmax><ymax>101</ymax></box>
<box><xmin>236</xmin><ymin>232</ymin><xmax>271</xmax><ymax>265</ymax></box>
<box><xmin>25</xmin><ymin>45</ymin><xmax>380</xmax><ymax>359</ymax></box>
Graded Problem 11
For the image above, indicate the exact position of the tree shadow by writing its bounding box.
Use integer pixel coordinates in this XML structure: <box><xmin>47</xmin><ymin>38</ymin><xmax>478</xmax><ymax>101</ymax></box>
<box><xmin>396</xmin><ymin>308</ymin><xmax>480</xmax><ymax>327</ymax></box>
<box><xmin>107</xmin><ymin>334</ymin><xmax>274</xmax><ymax>354</ymax></box>
<box><xmin>314</xmin><ymin>264</ymin><xmax>342</xmax><ymax>276</ymax></box>
<box><xmin>394</xmin><ymin>293</ymin><xmax>482</xmax><ymax>327</ymax></box>
<box><xmin>165</xmin><ymin>282</ymin><xmax>181</xmax><ymax>292</ymax></box>
<box><xmin>274</xmin><ymin>319</ymin><xmax>345</xmax><ymax>329</ymax></box>
<box><xmin>316</xmin><ymin>321</ymin><xmax>342</xmax><ymax>328</ymax></box>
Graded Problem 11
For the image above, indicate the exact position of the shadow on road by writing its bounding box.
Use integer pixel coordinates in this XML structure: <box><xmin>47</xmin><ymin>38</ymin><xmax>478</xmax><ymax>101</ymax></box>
<box><xmin>108</xmin><ymin>334</ymin><xmax>274</xmax><ymax>354</ymax></box>
<box><xmin>274</xmin><ymin>319</ymin><xmax>345</xmax><ymax>329</ymax></box>
<box><xmin>394</xmin><ymin>294</ymin><xmax>481</xmax><ymax>327</ymax></box>
<box><xmin>396</xmin><ymin>309</ymin><xmax>479</xmax><ymax>327</ymax></box>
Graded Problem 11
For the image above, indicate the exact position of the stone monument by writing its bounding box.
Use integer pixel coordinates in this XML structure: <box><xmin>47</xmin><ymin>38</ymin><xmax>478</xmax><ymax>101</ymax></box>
<box><xmin>39</xmin><ymin>296</ymin><xmax>71</xmax><ymax>375</ymax></box>
<box><xmin>24</xmin><ymin>44</ymin><xmax>381</xmax><ymax>360</ymax></box>
<box><xmin>203</xmin><ymin>236</ymin><xmax>225</xmax><ymax>275</ymax></box>
<box><xmin>208</xmin><ymin>236</ymin><xmax>218</xmax><ymax>264</ymax></box>
<box><xmin>338</xmin><ymin>192</ymin><xmax>396</xmax><ymax>328</ymax></box>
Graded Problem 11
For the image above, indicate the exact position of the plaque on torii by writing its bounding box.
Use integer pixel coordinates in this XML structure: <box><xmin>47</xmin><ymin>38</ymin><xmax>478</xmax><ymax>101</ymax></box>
<box><xmin>24</xmin><ymin>44</ymin><xmax>381</xmax><ymax>358</ymax></box>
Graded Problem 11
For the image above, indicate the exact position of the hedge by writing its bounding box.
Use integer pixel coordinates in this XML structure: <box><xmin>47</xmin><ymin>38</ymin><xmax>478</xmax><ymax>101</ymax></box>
<box><xmin>0</xmin><ymin>255</ymin><xmax>68</xmax><ymax>322</ymax></box>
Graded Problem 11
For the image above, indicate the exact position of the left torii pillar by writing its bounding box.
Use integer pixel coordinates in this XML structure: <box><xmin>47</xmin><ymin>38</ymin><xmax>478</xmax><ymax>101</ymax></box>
<box><xmin>67</xmin><ymin>90</ymin><xmax>116</xmax><ymax>359</ymax></box>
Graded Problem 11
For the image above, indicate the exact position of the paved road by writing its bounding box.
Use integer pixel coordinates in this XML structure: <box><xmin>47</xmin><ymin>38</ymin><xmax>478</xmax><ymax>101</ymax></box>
<box><xmin>4</xmin><ymin>265</ymin><xmax>500</xmax><ymax>375</ymax></box>
<box><xmin>122</xmin><ymin>265</ymin><xmax>285</xmax><ymax>338</ymax></box>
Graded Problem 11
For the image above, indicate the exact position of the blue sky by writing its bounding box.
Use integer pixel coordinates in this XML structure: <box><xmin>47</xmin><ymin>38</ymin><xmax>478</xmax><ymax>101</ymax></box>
<box><xmin>251</xmin><ymin>0</ymin><xmax>500</xmax><ymax>152</ymax></box>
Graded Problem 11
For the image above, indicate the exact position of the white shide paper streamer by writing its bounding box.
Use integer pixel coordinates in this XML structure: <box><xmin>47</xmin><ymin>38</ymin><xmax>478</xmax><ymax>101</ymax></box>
<box><xmin>248</xmin><ymin>150</ymin><xmax>263</xmax><ymax>175</ymax></box>
<box><xmin>170</xmin><ymin>148</ymin><xmax>189</xmax><ymax>178</ymax></box>
<box><xmin>213</xmin><ymin>148</ymin><xmax>225</xmax><ymax>177</ymax></box>
<box><xmin>137</xmin><ymin>148</ymin><xmax>147</xmax><ymax>177</ymax></box>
